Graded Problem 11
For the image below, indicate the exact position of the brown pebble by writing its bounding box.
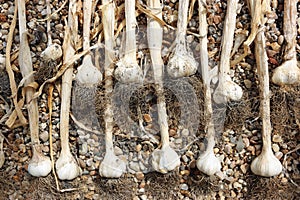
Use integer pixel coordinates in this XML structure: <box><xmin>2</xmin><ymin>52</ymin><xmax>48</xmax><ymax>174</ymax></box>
<box><xmin>140</xmin><ymin>181</ymin><xmax>146</xmax><ymax>188</ymax></box>
<box><xmin>135</xmin><ymin>172</ymin><xmax>144</xmax><ymax>181</ymax></box>
<box><xmin>143</xmin><ymin>114</ymin><xmax>152</xmax><ymax>123</ymax></box>
<box><xmin>89</xmin><ymin>170</ymin><xmax>96</xmax><ymax>176</ymax></box>
<box><xmin>272</xmin><ymin>135</ymin><xmax>283</xmax><ymax>143</ymax></box>
<box><xmin>240</xmin><ymin>164</ymin><xmax>248</xmax><ymax>174</ymax></box>
<box><xmin>169</xmin><ymin>128</ymin><xmax>177</xmax><ymax>137</ymax></box>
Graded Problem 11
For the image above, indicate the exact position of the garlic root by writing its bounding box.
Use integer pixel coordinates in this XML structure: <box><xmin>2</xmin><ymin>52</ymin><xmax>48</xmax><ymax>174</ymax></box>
<box><xmin>167</xmin><ymin>0</ymin><xmax>198</xmax><ymax>78</ymax></box>
<box><xmin>56</xmin><ymin>0</ymin><xmax>81</xmax><ymax>180</ymax></box>
<box><xmin>250</xmin><ymin>0</ymin><xmax>282</xmax><ymax>177</ymax></box>
<box><xmin>213</xmin><ymin>0</ymin><xmax>243</xmax><ymax>104</ymax></box>
<box><xmin>114</xmin><ymin>0</ymin><xmax>143</xmax><ymax>83</ymax></box>
<box><xmin>18</xmin><ymin>0</ymin><xmax>51</xmax><ymax>177</ymax></box>
<box><xmin>196</xmin><ymin>0</ymin><xmax>221</xmax><ymax>176</ymax></box>
<box><xmin>99</xmin><ymin>0</ymin><xmax>126</xmax><ymax>178</ymax></box>
<box><xmin>148</xmin><ymin>0</ymin><xmax>180</xmax><ymax>173</ymax></box>
<box><xmin>272</xmin><ymin>0</ymin><xmax>300</xmax><ymax>85</ymax></box>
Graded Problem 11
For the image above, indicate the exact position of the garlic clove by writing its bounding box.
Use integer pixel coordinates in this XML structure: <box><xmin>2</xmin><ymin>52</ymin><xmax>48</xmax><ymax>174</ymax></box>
<box><xmin>213</xmin><ymin>78</ymin><xmax>243</xmax><ymax>104</ymax></box>
<box><xmin>271</xmin><ymin>59</ymin><xmax>300</xmax><ymax>85</ymax></box>
<box><xmin>76</xmin><ymin>54</ymin><xmax>103</xmax><ymax>86</ymax></box>
<box><xmin>55</xmin><ymin>151</ymin><xmax>81</xmax><ymax>180</ymax></box>
<box><xmin>251</xmin><ymin>150</ymin><xmax>282</xmax><ymax>177</ymax></box>
<box><xmin>167</xmin><ymin>52</ymin><xmax>198</xmax><ymax>78</ymax></box>
<box><xmin>41</xmin><ymin>43</ymin><xmax>62</xmax><ymax>61</ymax></box>
<box><xmin>151</xmin><ymin>145</ymin><xmax>180</xmax><ymax>174</ymax></box>
<box><xmin>28</xmin><ymin>146</ymin><xmax>51</xmax><ymax>177</ymax></box>
<box><xmin>114</xmin><ymin>58</ymin><xmax>143</xmax><ymax>84</ymax></box>
<box><xmin>196</xmin><ymin>150</ymin><xmax>221</xmax><ymax>176</ymax></box>
<box><xmin>99</xmin><ymin>151</ymin><xmax>126</xmax><ymax>178</ymax></box>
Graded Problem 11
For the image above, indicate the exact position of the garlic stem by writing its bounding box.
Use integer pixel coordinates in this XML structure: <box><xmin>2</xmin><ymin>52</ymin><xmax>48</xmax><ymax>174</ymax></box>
<box><xmin>0</xmin><ymin>134</ymin><xmax>4</xmax><ymax>168</ymax></box>
<box><xmin>250</xmin><ymin>0</ymin><xmax>282</xmax><ymax>177</ymax></box>
<box><xmin>99</xmin><ymin>0</ymin><xmax>126</xmax><ymax>178</ymax></box>
<box><xmin>18</xmin><ymin>0</ymin><xmax>51</xmax><ymax>177</ymax></box>
<box><xmin>196</xmin><ymin>0</ymin><xmax>221</xmax><ymax>176</ymax></box>
<box><xmin>271</xmin><ymin>0</ymin><xmax>300</xmax><ymax>85</ymax></box>
<box><xmin>148</xmin><ymin>0</ymin><xmax>180</xmax><ymax>173</ymax></box>
<box><xmin>213</xmin><ymin>0</ymin><xmax>243</xmax><ymax>104</ymax></box>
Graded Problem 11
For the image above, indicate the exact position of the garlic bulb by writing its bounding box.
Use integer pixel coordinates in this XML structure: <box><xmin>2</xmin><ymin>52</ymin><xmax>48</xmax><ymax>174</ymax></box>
<box><xmin>272</xmin><ymin>59</ymin><xmax>300</xmax><ymax>85</ymax></box>
<box><xmin>55</xmin><ymin>151</ymin><xmax>82</xmax><ymax>180</ymax></box>
<box><xmin>99</xmin><ymin>150</ymin><xmax>126</xmax><ymax>178</ymax></box>
<box><xmin>114</xmin><ymin>57</ymin><xmax>143</xmax><ymax>83</ymax></box>
<box><xmin>151</xmin><ymin>145</ymin><xmax>180</xmax><ymax>174</ymax></box>
<box><xmin>41</xmin><ymin>43</ymin><xmax>62</xmax><ymax>62</ymax></box>
<box><xmin>28</xmin><ymin>145</ymin><xmax>52</xmax><ymax>177</ymax></box>
<box><xmin>196</xmin><ymin>150</ymin><xmax>221</xmax><ymax>176</ymax></box>
<box><xmin>213</xmin><ymin>75</ymin><xmax>243</xmax><ymax>104</ymax></box>
<box><xmin>251</xmin><ymin>149</ymin><xmax>282</xmax><ymax>177</ymax></box>
<box><xmin>167</xmin><ymin>0</ymin><xmax>198</xmax><ymax>78</ymax></box>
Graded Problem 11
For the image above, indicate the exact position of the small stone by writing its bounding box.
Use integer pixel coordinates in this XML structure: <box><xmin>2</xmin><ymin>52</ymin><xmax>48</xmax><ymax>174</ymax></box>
<box><xmin>240</xmin><ymin>164</ymin><xmax>248</xmax><ymax>174</ymax></box>
<box><xmin>236</xmin><ymin>136</ymin><xmax>245</xmax><ymax>152</ymax></box>
<box><xmin>180</xmin><ymin>183</ymin><xmax>189</xmax><ymax>190</ymax></box>
<box><xmin>79</xmin><ymin>143</ymin><xmax>88</xmax><ymax>155</ymax></box>
<box><xmin>233</xmin><ymin>182</ymin><xmax>242</xmax><ymax>189</ymax></box>
<box><xmin>244</xmin><ymin>79</ymin><xmax>252</xmax><ymax>89</ymax></box>
<box><xmin>272</xmin><ymin>135</ymin><xmax>283</xmax><ymax>143</ymax></box>
<box><xmin>243</xmin><ymin>137</ymin><xmax>250</xmax><ymax>148</ymax></box>
<box><xmin>231</xmin><ymin>190</ymin><xmax>237</xmax><ymax>198</ymax></box>
<box><xmin>181</xmin><ymin>129</ymin><xmax>189</xmax><ymax>137</ymax></box>
<box><xmin>272</xmin><ymin>143</ymin><xmax>280</xmax><ymax>152</ymax></box>
<box><xmin>136</xmin><ymin>144</ymin><xmax>142</xmax><ymax>152</ymax></box>
<box><xmin>224</xmin><ymin>144</ymin><xmax>232</xmax><ymax>154</ymax></box>
<box><xmin>278</xmin><ymin>35</ymin><xmax>284</xmax><ymax>45</ymax></box>
<box><xmin>133</xmin><ymin>196</ymin><xmax>139</xmax><ymax>200</ymax></box>
<box><xmin>281</xmin><ymin>177</ymin><xmax>288</xmax><ymax>183</ymax></box>
<box><xmin>275</xmin><ymin>151</ymin><xmax>283</xmax><ymax>160</ymax></box>
<box><xmin>169</xmin><ymin>129</ymin><xmax>177</xmax><ymax>137</ymax></box>
<box><xmin>39</xmin><ymin>131</ymin><xmax>49</xmax><ymax>142</ymax></box>
<box><xmin>143</xmin><ymin>114</ymin><xmax>152</xmax><ymax>123</ymax></box>
<box><xmin>181</xmin><ymin>155</ymin><xmax>189</xmax><ymax>163</ymax></box>
<box><xmin>135</xmin><ymin>172</ymin><xmax>144</xmax><ymax>180</ymax></box>
<box><xmin>114</xmin><ymin>146</ymin><xmax>123</xmax><ymax>156</ymax></box>
<box><xmin>140</xmin><ymin>195</ymin><xmax>147</xmax><ymax>200</ymax></box>
<box><xmin>180</xmin><ymin>170</ymin><xmax>190</xmax><ymax>176</ymax></box>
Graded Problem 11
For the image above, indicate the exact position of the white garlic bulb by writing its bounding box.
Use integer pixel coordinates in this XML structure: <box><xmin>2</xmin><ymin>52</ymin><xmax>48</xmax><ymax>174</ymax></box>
<box><xmin>28</xmin><ymin>146</ymin><xmax>52</xmax><ymax>177</ymax></box>
<box><xmin>213</xmin><ymin>76</ymin><xmax>243</xmax><ymax>104</ymax></box>
<box><xmin>56</xmin><ymin>151</ymin><xmax>81</xmax><ymax>180</ymax></box>
<box><xmin>99</xmin><ymin>150</ymin><xmax>126</xmax><ymax>178</ymax></box>
<box><xmin>196</xmin><ymin>150</ymin><xmax>221</xmax><ymax>176</ymax></box>
<box><xmin>41</xmin><ymin>43</ymin><xmax>62</xmax><ymax>61</ymax></box>
<box><xmin>251</xmin><ymin>149</ymin><xmax>282</xmax><ymax>177</ymax></box>
<box><xmin>151</xmin><ymin>145</ymin><xmax>180</xmax><ymax>174</ymax></box>
<box><xmin>272</xmin><ymin>59</ymin><xmax>300</xmax><ymax>85</ymax></box>
<box><xmin>114</xmin><ymin>57</ymin><xmax>143</xmax><ymax>84</ymax></box>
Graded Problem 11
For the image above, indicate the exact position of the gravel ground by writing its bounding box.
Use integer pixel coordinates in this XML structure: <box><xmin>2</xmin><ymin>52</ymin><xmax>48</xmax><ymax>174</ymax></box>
<box><xmin>0</xmin><ymin>0</ymin><xmax>300</xmax><ymax>199</ymax></box>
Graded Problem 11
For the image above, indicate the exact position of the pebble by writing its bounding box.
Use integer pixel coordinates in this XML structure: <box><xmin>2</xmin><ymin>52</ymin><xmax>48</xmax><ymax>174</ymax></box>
<box><xmin>272</xmin><ymin>135</ymin><xmax>283</xmax><ymax>143</ymax></box>
<box><xmin>135</xmin><ymin>172</ymin><xmax>144</xmax><ymax>180</ymax></box>
<box><xmin>224</xmin><ymin>144</ymin><xmax>232</xmax><ymax>154</ymax></box>
<box><xmin>275</xmin><ymin>151</ymin><xmax>283</xmax><ymax>160</ymax></box>
<box><xmin>233</xmin><ymin>182</ymin><xmax>242</xmax><ymax>189</ymax></box>
<box><xmin>180</xmin><ymin>183</ymin><xmax>189</xmax><ymax>190</ymax></box>
<box><xmin>244</xmin><ymin>79</ymin><xmax>252</xmax><ymax>89</ymax></box>
<box><xmin>39</xmin><ymin>131</ymin><xmax>49</xmax><ymax>142</ymax></box>
<box><xmin>236</xmin><ymin>136</ymin><xmax>245</xmax><ymax>152</ymax></box>
<box><xmin>140</xmin><ymin>195</ymin><xmax>147</xmax><ymax>200</ymax></box>
<box><xmin>114</xmin><ymin>146</ymin><xmax>123</xmax><ymax>156</ymax></box>
<box><xmin>240</xmin><ymin>164</ymin><xmax>248</xmax><ymax>174</ymax></box>
<box><xmin>272</xmin><ymin>143</ymin><xmax>280</xmax><ymax>152</ymax></box>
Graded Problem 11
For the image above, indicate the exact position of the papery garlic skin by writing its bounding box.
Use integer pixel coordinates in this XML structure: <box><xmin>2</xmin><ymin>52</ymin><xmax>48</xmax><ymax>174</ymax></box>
<box><xmin>151</xmin><ymin>145</ymin><xmax>180</xmax><ymax>174</ymax></box>
<box><xmin>213</xmin><ymin>76</ymin><xmax>243</xmax><ymax>104</ymax></box>
<box><xmin>77</xmin><ymin>54</ymin><xmax>103</xmax><ymax>86</ymax></box>
<box><xmin>28</xmin><ymin>146</ymin><xmax>51</xmax><ymax>177</ymax></box>
<box><xmin>272</xmin><ymin>59</ymin><xmax>300</xmax><ymax>85</ymax></box>
<box><xmin>114</xmin><ymin>57</ymin><xmax>143</xmax><ymax>83</ymax></box>
<box><xmin>99</xmin><ymin>150</ymin><xmax>126</xmax><ymax>178</ymax></box>
<box><xmin>41</xmin><ymin>44</ymin><xmax>62</xmax><ymax>61</ymax></box>
<box><xmin>56</xmin><ymin>151</ymin><xmax>81</xmax><ymax>180</ymax></box>
<box><xmin>251</xmin><ymin>150</ymin><xmax>282</xmax><ymax>177</ymax></box>
<box><xmin>196</xmin><ymin>150</ymin><xmax>221</xmax><ymax>176</ymax></box>
<box><xmin>167</xmin><ymin>51</ymin><xmax>198</xmax><ymax>78</ymax></box>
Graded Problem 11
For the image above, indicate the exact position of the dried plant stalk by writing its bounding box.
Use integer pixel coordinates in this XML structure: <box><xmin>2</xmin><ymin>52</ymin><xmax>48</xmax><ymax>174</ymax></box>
<box><xmin>17</xmin><ymin>0</ymin><xmax>51</xmax><ymax>177</ymax></box>
<box><xmin>147</xmin><ymin>0</ymin><xmax>180</xmax><ymax>173</ymax></box>
<box><xmin>213</xmin><ymin>0</ymin><xmax>243</xmax><ymax>104</ymax></box>
<box><xmin>99</xmin><ymin>0</ymin><xmax>126</xmax><ymax>178</ymax></box>
<box><xmin>196</xmin><ymin>0</ymin><xmax>221</xmax><ymax>176</ymax></box>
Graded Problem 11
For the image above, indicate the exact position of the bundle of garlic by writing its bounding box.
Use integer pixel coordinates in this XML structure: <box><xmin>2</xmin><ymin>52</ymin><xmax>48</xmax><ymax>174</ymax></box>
<box><xmin>271</xmin><ymin>0</ymin><xmax>300</xmax><ymax>85</ymax></box>
<box><xmin>99</xmin><ymin>0</ymin><xmax>126</xmax><ymax>178</ymax></box>
<box><xmin>55</xmin><ymin>0</ymin><xmax>81</xmax><ymax>180</ymax></box>
<box><xmin>167</xmin><ymin>0</ymin><xmax>198</xmax><ymax>78</ymax></box>
<box><xmin>213</xmin><ymin>0</ymin><xmax>243</xmax><ymax>104</ymax></box>
<box><xmin>196</xmin><ymin>0</ymin><xmax>221</xmax><ymax>176</ymax></box>
<box><xmin>249</xmin><ymin>0</ymin><xmax>282</xmax><ymax>177</ymax></box>
<box><xmin>147</xmin><ymin>0</ymin><xmax>180</xmax><ymax>173</ymax></box>
<box><xmin>114</xmin><ymin>0</ymin><xmax>143</xmax><ymax>83</ymax></box>
<box><xmin>17</xmin><ymin>0</ymin><xmax>51</xmax><ymax>177</ymax></box>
